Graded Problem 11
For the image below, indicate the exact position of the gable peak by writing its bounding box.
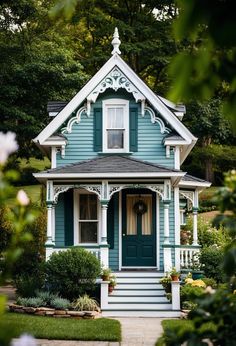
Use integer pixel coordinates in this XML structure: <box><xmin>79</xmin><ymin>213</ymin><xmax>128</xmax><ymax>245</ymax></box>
<box><xmin>111</xmin><ymin>27</ymin><xmax>121</xmax><ymax>55</ymax></box>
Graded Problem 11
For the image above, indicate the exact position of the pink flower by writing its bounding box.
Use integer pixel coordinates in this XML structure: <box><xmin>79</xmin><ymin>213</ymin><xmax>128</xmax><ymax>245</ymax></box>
<box><xmin>0</xmin><ymin>132</ymin><xmax>18</xmax><ymax>165</ymax></box>
<box><xmin>17</xmin><ymin>190</ymin><xmax>30</xmax><ymax>206</ymax></box>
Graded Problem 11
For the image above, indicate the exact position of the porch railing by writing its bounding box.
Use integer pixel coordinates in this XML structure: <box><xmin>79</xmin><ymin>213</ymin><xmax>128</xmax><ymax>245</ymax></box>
<box><xmin>179</xmin><ymin>245</ymin><xmax>201</xmax><ymax>269</ymax></box>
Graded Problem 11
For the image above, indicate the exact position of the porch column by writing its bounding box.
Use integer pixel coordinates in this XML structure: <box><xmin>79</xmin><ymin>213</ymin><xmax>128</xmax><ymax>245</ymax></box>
<box><xmin>193</xmin><ymin>190</ymin><xmax>199</xmax><ymax>245</ymax></box>
<box><xmin>164</xmin><ymin>201</ymin><xmax>170</xmax><ymax>244</ymax></box>
<box><xmin>52</xmin><ymin>204</ymin><xmax>55</xmax><ymax>242</ymax></box>
<box><xmin>100</xmin><ymin>200</ymin><xmax>109</xmax><ymax>268</ymax></box>
<box><xmin>163</xmin><ymin>200</ymin><xmax>172</xmax><ymax>272</ymax></box>
<box><xmin>46</xmin><ymin>203</ymin><xmax>54</xmax><ymax>247</ymax></box>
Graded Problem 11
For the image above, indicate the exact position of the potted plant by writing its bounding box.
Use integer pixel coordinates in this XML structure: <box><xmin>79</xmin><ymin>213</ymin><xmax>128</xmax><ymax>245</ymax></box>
<box><xmin>160</xmin><ymin>274</ymin><xmax>172</xmax><ymax>293</ymax></box>
<box><xmin>191</xmin><ymin>253</ymin><xmax>204</xmax><ymax>279</ymax></box>
<box><xmin>170</xmin><ymin>267</ymin><xmax>180</xmax><ymax>281</ymax></box>
<box><xmin>108</xmin><ymin>275</ymin><xmax>116</xmax><ymax>293</ymax></box>
<box><xmin>101</xmin><ymin>267</ymin><xmax>111</xmax><ymax>281</ymax></box>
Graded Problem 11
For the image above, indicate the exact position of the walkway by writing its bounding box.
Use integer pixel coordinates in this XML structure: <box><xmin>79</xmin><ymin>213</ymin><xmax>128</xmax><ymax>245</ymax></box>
<box><xmin>35</xmin><ymin>317</ymin><xmax>164</xmax><ymax>346</ymax></box>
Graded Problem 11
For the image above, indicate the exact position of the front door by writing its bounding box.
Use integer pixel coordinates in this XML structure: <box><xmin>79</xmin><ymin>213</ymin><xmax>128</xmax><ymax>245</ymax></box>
<box><xmin>122</xmin><ymin>189</ymin><xmax>156</xmax><ymax>267</ymax></box>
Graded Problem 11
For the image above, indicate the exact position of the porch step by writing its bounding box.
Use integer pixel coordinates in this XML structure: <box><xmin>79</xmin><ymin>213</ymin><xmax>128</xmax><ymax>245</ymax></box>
<box><xmin>101</xmin><ymin>271</ymin><xmax>178</xmax><ymax>317</ymax></box>
<box><xmin>102</xmin><ymin>310</ymin><xmax>181</xmax><ymax>318</ymax></box>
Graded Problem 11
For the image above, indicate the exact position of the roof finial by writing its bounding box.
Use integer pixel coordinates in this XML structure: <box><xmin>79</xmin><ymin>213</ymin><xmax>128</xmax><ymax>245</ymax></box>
<box><xmin>111</xmin><ymin>27</ymin><xmax>121</xmax><ymax>55</ymax></box>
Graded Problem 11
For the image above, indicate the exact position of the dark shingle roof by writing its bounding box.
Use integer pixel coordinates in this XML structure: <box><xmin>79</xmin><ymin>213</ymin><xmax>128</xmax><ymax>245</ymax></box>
<box><xmin>47</xmin><ymin>101</ymin><xmax>68</xmax><ymax>113</ymax></box>
<box><xmin>43</xmin><ymin>156</ymin><xmax>182</xmax><ymax>174</ymax></box>
<box><xmin>182</xmin><ymin>174</ymin><xmax>208</xmax><ymax>183</ymax></box>
<box><xmin>165</xmin><ymin>134</ymin><xmax>185</xmax><ymax>141</ymax></box>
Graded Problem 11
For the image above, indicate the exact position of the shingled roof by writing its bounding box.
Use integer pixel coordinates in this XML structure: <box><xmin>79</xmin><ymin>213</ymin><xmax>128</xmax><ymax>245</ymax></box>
<box><xmin>181</xmin><ymin>174</ymin><xmax>209</xmax><ymax>183</ymax></box>
<box><xmin>41</xmin><ymin>155</ymin><xmax>182</xmax><ymax>174</ymax></box>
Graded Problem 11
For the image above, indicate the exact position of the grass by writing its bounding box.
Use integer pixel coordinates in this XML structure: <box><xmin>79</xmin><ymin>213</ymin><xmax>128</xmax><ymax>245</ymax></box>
<box><xmin>156</xmin><ymin>319</ymin><xmax>216</xmax><ymax>345</ymax></box>
<box><xmin>1</xmin><ymin>313</ymin><xmax>121</xmax><ymax>341</ymax></box>
<box><xmin>19</xmin><ymin>157</ymin><xmax>50</xmax><ymax>171</ymax></box>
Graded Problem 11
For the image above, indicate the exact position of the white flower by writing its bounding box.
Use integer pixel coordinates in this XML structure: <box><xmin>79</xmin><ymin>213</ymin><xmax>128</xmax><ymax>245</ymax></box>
<box><xmin>17</xmin><ymin>190</ymin><xmax>30</xmax><ymax>206</ymax></box>
<box><xmin>0</xmin><ymin>131</ymin><xmax>18</xmax><ymax>165</ymax></box>
<box><xmin>11</xmin><ymin>334</ymin><xmax>37</xmax><ymax>346</ymax></box>
<box><xmin>205</xmin><ymin>286</ymin><xmax>216</xmax><ymax>295</ymax></box>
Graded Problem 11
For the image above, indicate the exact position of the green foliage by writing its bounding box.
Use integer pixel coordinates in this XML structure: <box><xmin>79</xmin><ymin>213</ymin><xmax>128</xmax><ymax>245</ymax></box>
<box><xmin>50</xmin><ymin>297</ymin><xmax>71</xmax><ymax>310</ymax></box>
<box><xmin>169</xmin><ymin>0</ymin><xmax>236</xmax><ymax>131</ymax></box>
<box><xmin>45</xmin><ymin>248</ymin><xmax>101</xmax><ymax>300</ymax></box>
<box><xmin>180</xmin><ymin>284</ymin><xmax>204</xmax><ymax>306</ymax></box>
<box><xmin>35</xmin><ymin>291</ymin><xmax>58</xmax><ymax>306</ymax></box>
<box><xmin>200</xmin><ymin>246</ymin><xmax>225</xmax><ymax>283</ymax></box>
<box><xmin>16</xmin><ymin>297</ymin><xmax>44</xmax><ymax>308</ymax></box>
<box><xmin>72</xmin><ymin>294</ymin><xmax>99</xmax><ymax>311</ymax></box>
<box><xmin>14</xmin><ymin>274</ymin><xmax>44</xmax><ymax>298</ymax></box>
<box><xmin>201</xmin><ymin>277</ymin><xmax>217</xmax><ymax>289</ymax></box>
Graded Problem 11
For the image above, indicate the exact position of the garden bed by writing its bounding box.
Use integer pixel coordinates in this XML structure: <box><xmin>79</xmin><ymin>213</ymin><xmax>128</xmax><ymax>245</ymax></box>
<box><xmin>8</xmin><ymin>304</ymin><xmax>100</xmax><ymax>319</ymax></box>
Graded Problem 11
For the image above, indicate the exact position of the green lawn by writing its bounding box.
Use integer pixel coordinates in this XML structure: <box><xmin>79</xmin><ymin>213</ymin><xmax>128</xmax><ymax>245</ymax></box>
<box><xmin>1</xmin><ymin>313</ymin><xmax>121</xmax><ymax>341</ymax></box>
<box><xmin>156</xmin><ymin>319</ymin><xmax>216</xmax><ymax>345</ymax></box>
<box><xmin>19</xmin><ymin>157</ymin><xmax>50</xmax><ymax>171</ymax></box>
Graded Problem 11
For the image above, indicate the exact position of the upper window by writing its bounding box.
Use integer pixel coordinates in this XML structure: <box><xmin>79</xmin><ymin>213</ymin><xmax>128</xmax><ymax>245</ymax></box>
<box><xmin>103</xmin><ymin>99</ymin><xmax>129</xmax><ymax>152</ymax></box>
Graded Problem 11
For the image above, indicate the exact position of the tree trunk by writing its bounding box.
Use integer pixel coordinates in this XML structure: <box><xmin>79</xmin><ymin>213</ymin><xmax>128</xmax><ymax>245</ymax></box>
<box><xmin>205</xmin><ymin>158</ymin><xmax>214</xmax><ymax>183</ymax></box>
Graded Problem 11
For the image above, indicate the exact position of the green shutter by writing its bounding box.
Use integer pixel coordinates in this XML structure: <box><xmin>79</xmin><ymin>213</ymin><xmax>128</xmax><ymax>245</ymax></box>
<box><xmin>64</xmin><ymin>189</ymin><xmax>74</xmax><ymax>246</ymax></box>
<box><xmin>107</xmin><ymin>196</ymin><xmax>115</xmax><ymax>249</ymax></box>
<box><xmin>94</xmin><ymin>108</ymin><xmax>102</xmax><ymax>152</ymax></box>
<box><xmin>130</xmin><ymin>107</ymin><xmax>138</xmax><ymax>152</ymax></box>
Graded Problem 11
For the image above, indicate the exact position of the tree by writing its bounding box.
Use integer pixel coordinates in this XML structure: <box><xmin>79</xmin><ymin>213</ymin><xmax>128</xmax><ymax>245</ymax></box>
<box><xmin>0</xmin><ymin>0</ymin><xmax>88</xmax><ymax>158</ymax></box>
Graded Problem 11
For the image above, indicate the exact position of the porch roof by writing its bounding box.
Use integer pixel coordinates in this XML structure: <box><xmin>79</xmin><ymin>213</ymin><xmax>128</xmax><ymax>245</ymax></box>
<box><xmin>34</xmin><ymin>155</ymin><xmax>185</xmax><ymax>182</ymax></box>
<box><xmin>180</xmin><ymin>174</ymin><xmax>211</xmax><ymax>188</ymax></box>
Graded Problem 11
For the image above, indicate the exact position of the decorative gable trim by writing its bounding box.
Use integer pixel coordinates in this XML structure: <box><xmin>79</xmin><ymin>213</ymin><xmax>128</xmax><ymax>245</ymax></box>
<box><xmin>144</xmin><ymin>107</ymin><xmax>171</xmax><ymax>134</ymax></box>
<box><xmin>86</xmin><ymin>67</ymin><xmax>145</xmax><ymax>116</ymax></box>
<box><xmin>61</xmin><ymin>106</ymin><xmax>87</xmax><ymax>134</ymax></box>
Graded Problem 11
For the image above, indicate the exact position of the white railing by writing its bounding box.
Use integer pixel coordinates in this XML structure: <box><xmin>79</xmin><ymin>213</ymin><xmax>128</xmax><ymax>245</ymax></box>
<box><xmin>179</xmin><ymin>246</ymin><xmax>200</xmax><ymax>269</ymax></box>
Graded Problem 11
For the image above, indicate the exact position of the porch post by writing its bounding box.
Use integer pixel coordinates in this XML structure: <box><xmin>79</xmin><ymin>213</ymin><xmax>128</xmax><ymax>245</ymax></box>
<box><xmin>46</xmin><ymin>203</ymin><xmax>54</xmax><ymax>246</ymax></box>
<box><xmin>100</xmin><ymin>200</ymin><xmax>109</xmax><ymax>268</ymax></box>
<box><xmin>46</xmin><ymin>180</ymin><xmax>55</xmax><ymax>247</ymax></box>
<box><xmin>163</xmin><ymin>200</ymin><xmax>172</xmax><ymax>272</ymax></box>
<box><xmin>52</xmin><ymin>204</ymin><xmax>55</xmax><ymax>242</ymax></box>
<box><xmin>193</xmin><ymin>190</ymin><xmax>199</xmax><ymax>245</ymax></box>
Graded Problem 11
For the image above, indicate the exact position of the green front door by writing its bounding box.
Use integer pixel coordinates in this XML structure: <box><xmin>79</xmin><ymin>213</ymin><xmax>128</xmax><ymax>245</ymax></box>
<box><xmin>122</xmin><ymin>189</ymin><xmax>156</xmax><ymax>267</ymax></box>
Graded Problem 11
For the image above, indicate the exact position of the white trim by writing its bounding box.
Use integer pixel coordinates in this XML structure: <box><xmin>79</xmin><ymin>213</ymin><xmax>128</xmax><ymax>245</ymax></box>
<box><xmin>164</xmin><ymin>139</ymin><xmax>187</xmax><ymax>145</ymax></box>
<box><xmin>51</xmin><ymin>147</ymin><xmax>57</xmax><ymax>169</ymax></box>
<box><xmin>179</xmin><ymin>180</ymin><xmax>211</xmax><ymax>188</ymax></box>
<box><xmin>33</xmin><ymin>54</ymin><xmax>196</xmax><ymax>159</ymax></box>
<box><xmin>102</xmin><ymin>99</ymin><xmax>129</xmax><ymax>153</ymax></box>
<box><xmin>118</xmin><ymin>191</ymin><xmax>122</xmax><ymax>271</ymax></box>
<box><xmin>41</xmin><ymin>140</ymin><xmax>67</xmax><ymax>146</ymax></box>
<box><xmin>34</xmin><ymin>172</ymin><xmax>185</xmax><ymax>179</ymax></box>
<box><xmin>174</xmin><ymin>146</ymin><xmax>180</xmax><ymax>170</ymax></box>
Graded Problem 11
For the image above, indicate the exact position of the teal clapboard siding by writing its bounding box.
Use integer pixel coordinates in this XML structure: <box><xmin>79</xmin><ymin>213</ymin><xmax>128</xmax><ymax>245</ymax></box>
<box><xmin>56</xmin><ymin>90</ymin><xmax>174</xmax><ymax>168</ymax></box>
<box><xmin>55</xmin><ymin>193</ymin><xmax>65</xmax><ymax>246</ymax></box>
<box><xmin>109</xmin><ymin>193</ymin><xmax>119</xmax><ymax>271</ymax></box>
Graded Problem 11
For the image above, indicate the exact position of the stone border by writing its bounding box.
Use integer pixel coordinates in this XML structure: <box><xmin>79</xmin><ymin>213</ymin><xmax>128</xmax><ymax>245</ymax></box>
<box><xmin>8</xmin><ymin>304</ymin><xmax>101</xmax><ymax>319</ymax></box>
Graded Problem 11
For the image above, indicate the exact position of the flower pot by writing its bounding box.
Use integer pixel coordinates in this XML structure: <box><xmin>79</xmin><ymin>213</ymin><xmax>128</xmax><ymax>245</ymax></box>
<box><xmin>108</xmin><ymin>285</ymin><xmax>114</xmax><ymax>293</ymax></box>
<box><xmin>192</xmin><ymin>271</ymin><xmax>204</xmax><ymax>280</ymax></box>
<box><xmin>171</xmin><ymin>275</ymin><xmax>179</xmax><ymax>281</ymax></box>
<box><xmin>102</xmin><ymin>275</ymin><xmax>110</xmax><ymax>281</ymax></box>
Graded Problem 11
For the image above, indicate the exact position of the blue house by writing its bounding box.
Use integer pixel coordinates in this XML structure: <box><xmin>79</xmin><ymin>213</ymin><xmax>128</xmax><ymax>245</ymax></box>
<box><xmin>34</xmin><ymin>29</ymin><xmax>210</xmax><ymax>317</ymax></box>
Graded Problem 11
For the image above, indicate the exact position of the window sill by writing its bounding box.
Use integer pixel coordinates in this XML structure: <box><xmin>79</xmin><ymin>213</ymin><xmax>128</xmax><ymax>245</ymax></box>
<box><xmin>98</xmin><ymin>152</ymin><xmax>133</xmax><ymax>155</ymax></box>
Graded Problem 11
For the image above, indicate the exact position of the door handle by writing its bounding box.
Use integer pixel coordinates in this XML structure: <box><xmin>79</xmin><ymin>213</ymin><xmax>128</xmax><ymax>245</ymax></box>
<box><xmin>122</xmin><ymin>233</ymin><xmax>126</xmax><ymax>237</ymax></box>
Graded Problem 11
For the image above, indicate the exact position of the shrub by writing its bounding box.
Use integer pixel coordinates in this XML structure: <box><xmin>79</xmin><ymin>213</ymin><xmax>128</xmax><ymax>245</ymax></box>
<box><xmin>73</xmin><ymin>294</ymin><xmax>99</xmax><ymax>311</ymax></box>
<box><xmin>199</xmin><ymin>246</ymin><xmax>225</xmax><ymax>282</ymax></box>
<box><xmin>201</xmin><ymin>277</ymin><xmax>217</xmax><ymax>288</ymax></box>
<box><xmin>180</xmin><ymin>284</ymin><xmax>204</xmax><ymax>306</ymax></box>
<box><xmin>35</xmin><ymin>290</ymin><xmax>58</xmax><ymax>306</ymax></box>
<box><xmin>45</xmin><ymin>248</ymin><xmax>101</xmax><ymax>300</ymax></box>
<box><xmin>16</xmin><ymin>297</ymin><xmax>44</xmax><ymax>307</ymax></box>
<box><xmin>50</xmin><ymin>297</ymin><xmax>71</xmax><ymax>310</ymax></box>
<box><xmin>14</xmin><ymin>274</ymin><xmax>44</xmax><ymax>297</ymax></box>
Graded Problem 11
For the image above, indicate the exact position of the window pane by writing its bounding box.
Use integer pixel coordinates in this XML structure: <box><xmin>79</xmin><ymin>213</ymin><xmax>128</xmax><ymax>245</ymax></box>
<box><xmin>80</xmin><ymin>222</ymin><xmax>97</xmax><ymax>243</ymax></box>
<box><xmin>107</xmin><ymin>107</ymin><xmax>124</xmax><ymax>128</ymax></box>
<box><xmin>107</xmin><ymin>130</ymin><xmax>124</xmax><ymax>149</ymax></box>
<box><xmin>79</xmin><ymin>194</ymin><xmax>97</xmax><ymax>220</ymax></box>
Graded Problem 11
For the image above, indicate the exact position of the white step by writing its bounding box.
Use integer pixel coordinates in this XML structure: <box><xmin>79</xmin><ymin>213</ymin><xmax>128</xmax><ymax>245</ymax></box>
<box><xmin>114</xmin><ymin>271</ymin><xmax>164</xmax><ymax>278</ymax></box>
<box><xmin>107</xmin><ymin>303</ymin><xmax>172</xmax><ymax>310</ymax></box>
<box><xmin>116</xmin><ymin>277</ymin><xmax>161</xmax><ymax>284</ymax></box>
<box><xmin>108</xmin><ymin>295</ymin><xmax>168</xmax><ymax>303</ymax></box>
<box><xmin>115</xmin><ymin>283</ymin><xmax>163</xmax><ymax>290</ymax></box>
<box><xmin>102</xmin><ymin>310</ymin><xmax>181</xmax><ymax>318</ymax></box>
<box><xmin>111</xmin><ymin>289</ymin><xmax>163</xmax><ymax>296</ymax></box>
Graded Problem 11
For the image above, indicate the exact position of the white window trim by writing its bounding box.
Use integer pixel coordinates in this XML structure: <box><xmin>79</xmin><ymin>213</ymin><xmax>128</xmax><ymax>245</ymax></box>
<box><xmin>73</xmin><ymin>189</ymin><xmax>101</xmax><ymax>245</ymax></box>
<box><xmin>102</xmin><ymin>99</ymin><xmax>129</xmax><ymax>153</ymax></box>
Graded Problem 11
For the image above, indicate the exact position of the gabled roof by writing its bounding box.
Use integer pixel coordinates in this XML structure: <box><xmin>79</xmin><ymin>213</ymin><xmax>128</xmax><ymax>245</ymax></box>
<box><xmin>33</xmin><ymin>30</ymin><xmax>197</xmax><ymax>164</ymax></box>
<box><xmin>34</xmin><ymin>155</ymin><xmax>185</xmax><ymax>182</ymax></box>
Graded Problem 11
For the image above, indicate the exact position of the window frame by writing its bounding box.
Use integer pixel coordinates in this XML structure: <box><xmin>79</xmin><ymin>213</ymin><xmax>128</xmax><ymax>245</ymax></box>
<box><xmin>102</xmin><ymin>99</ymin><xmax>129</xmax><ymax>153</ymax></box>
<box><xmin>73</xmin><ymin>189</ymin><xmax>100</xmax><ymax>245</ymax></box>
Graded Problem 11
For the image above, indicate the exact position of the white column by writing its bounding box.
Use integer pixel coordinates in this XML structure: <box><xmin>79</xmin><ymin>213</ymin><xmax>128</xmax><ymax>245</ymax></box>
<box><xmin>171</xmin><ymin>281</ymin><xmax>180</xmax><ymax>310</ymax></box>
<box><xmin>174</xmin><ymin>146</ymin><xmax>180</xmax><ymax>170</ymax></box>
<box><xmin>164</xmin><ymin>201</ymin><xmax>170</xmax><ymax>244</ymax></box>
<box><xmin>174</xmin><ymin>187</ymin><xmax>180</xmax><ymax>271</ymax></box>
<box><xmin>193</xmin><ymin>190</ymin><xmax>199</xmax><ymax>245</ymax></box>
<box><xmin>46</xmin><ymin>203</ymin><xmax>54</xmax><ymax>246</ymax></box>
<box><xmin>52</xmin><ymin>204</ymin><xmax>55</xmax><ymax>242</ymax></box>
<box><xmin>100</xmin><ymin>201</ymin><xmax>109</xmax><ymax>268</ymax></box>
<box><xmin>100</xmin><ymin>281</ymin><xmax>109</xmax><ymax>309</ymax></box>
